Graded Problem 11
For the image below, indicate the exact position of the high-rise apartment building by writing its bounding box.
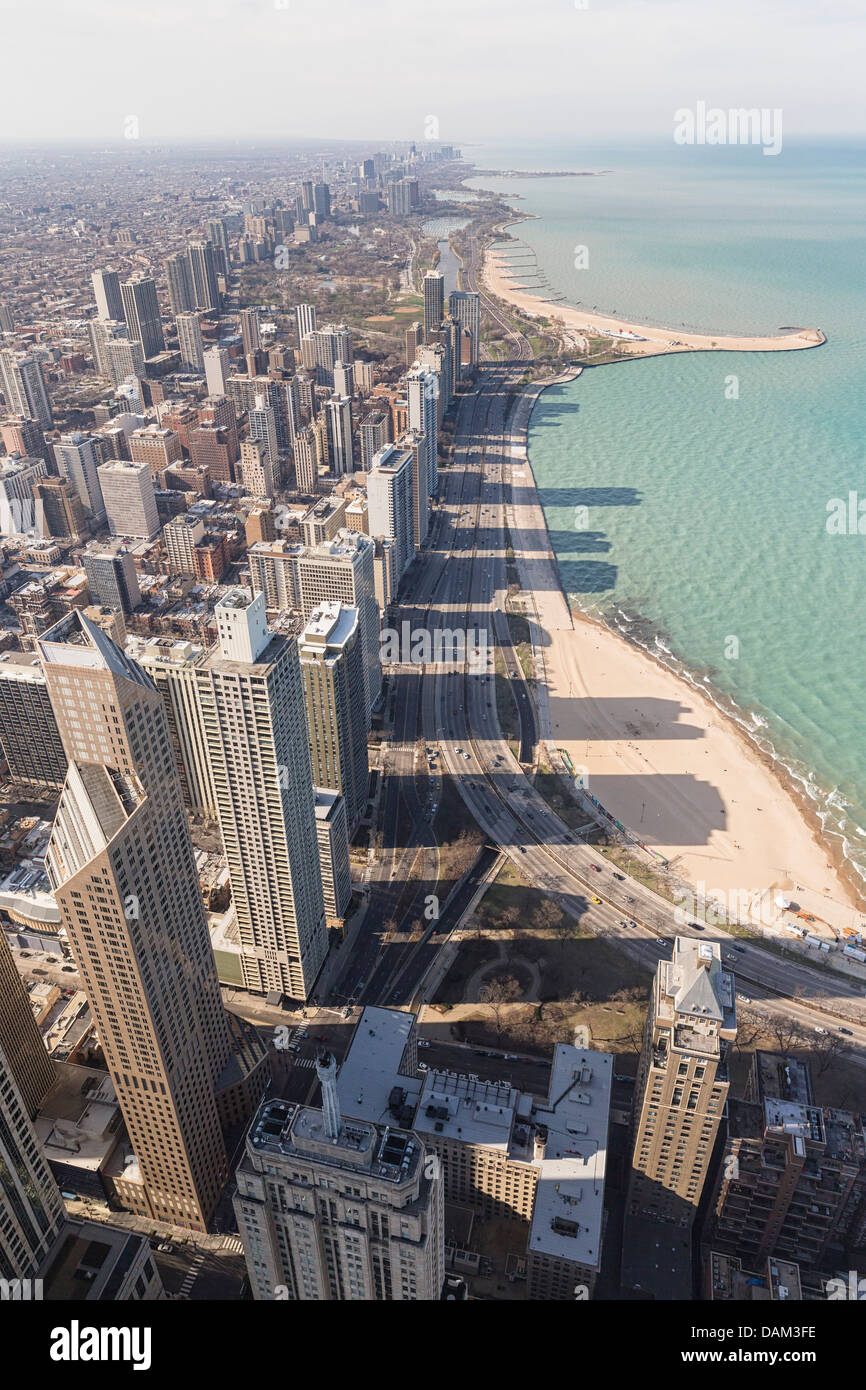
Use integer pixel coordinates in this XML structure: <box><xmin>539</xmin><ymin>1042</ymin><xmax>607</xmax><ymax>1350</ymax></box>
<box><xmin>624</xmin><ymin>937</ymin><xmax>736</xmax><ymax>1294</ymax></box>
<box><xmin>120</xmin><ymin>275</ymin><xmax>165</xmax><ymax>360</ymax></box>
<box><xmin>196</xmin><ymin>590</ymin><xmax>328</xmax><ymax>1000</ymax></box>
<box><xmin>0</xmin><ymin>650</ymin><xmax>67</xmax><ymax>787</ymax></box>
<box><xmin>53</xmin><ymin>432</ymin><xmax>106</xmax><ymax>522</ymax></box>
<box><xmin>325</xmin><ymin>395</ymin><xmax>353</xmax><ymax>476</ymax></box>
<box><xmin>0</xmin><ymin>930</ymin><xmax>55</xmax><ymax>1117</ymax></box>
<box><xmin>422</xmin><ymin>270</ymin><xmax>445</xmax><ymax>340</ymax></box>
<box><xmin>239</xmin><ymin>439</ymin><xmax>274</xmax><ymax>499</ymax></box>
<box><xmin>81</xmin><ymin>542</ymin><xmax>141</xmax><ymax>614</ymax></box>
<box><xmin>92</xmin><ymin>269</ymin><xmax>125</xmax><ymax>324</ymax></box>
<box><xmin>299</xmin><ymin>603</ymin><xmax>369</xmax><ymax>834</ymax></box>
<box><xmin>124</xmin><ymin>634</ymin><xmax>217</xmax><ymax>820</ymax></box>
<box><xmin>448</xmin><ymin>290</ymin><xmax>481</xmax><ymax>366</ymax></box>
<box><xmin>165</xmin><ymin>251</ymin><xmax>195</xmax><ymax>316</ymax></box>
<box><xmin>0</xmin><ymin>1036</ymin><xmax>64</xmax><ymax>1280</ymax></box>
<box><xmin>188</xmin><ymin>241</ymin><xmax>220</xmax><ymax>313</ymax></box>
<box><xmin>204</xmin><ymin>345</ymin><xmax>229</xmax><ymax>397</ymax></box>
<box><xmin>0</xmin><ymin>455</ymin><xmax>47</xmax><ymax>535</ymax></box>
<box><xmin>40</xmin><ymin>611</ymin><xmax>255</xmax><ymax>1229</ymax></box>
<box><xmin>239</xmin><ymin>308</ymin><xmax>261</xmax><ymax>357</ymax></box>
<box><xmin>358</xmin><ymin>411</ymin><xmax>390</xmax><ymax>472</ymax></box>
<box><xmin>32</xmin><ymin>477</ymin><xmax>87</xmax><ymax>542</ymax></box>
<box><xmin>248</xmin><ymin>530</ymin><xmax>380</xmax><ymax>718</ymax></box>
<box><xmin>0</xmin><ymin>350</ymin><xmax>53</xmax><ymax>429</ymax></box>
<box><xmin>366</xmin><ymin>443</ymin><xmax>416</xmax><ymax>579</ymax></box>
<box><xmin>310</xmin><ymin>324</ymin><xmax>352</xmax><ymax>389</ymax></box>
<box><xmin>293</xmin><ymin>425</ymin><xmax>318</xmax><ymax>494</ymax></box>
<box><xmin>406</xmin><ymin>366</ymin><xmax>438</xmax><ymax>497</ymax></box>
<box><xmin>87</xmin><ymin>316</ymin><xmax>128</xmax><ymax>377</ymax></box>
<box><xmin>175</xmin><ymin>311</ymin><xmax>205</xmax><ymax>373</ymax></box>
<box><xmin>0</xmin><ymin>415</ymin><xmax>49</xmax><ymax>464</ymax></box>
<box><xmin>97</xmin><ymin>458</ymin><xmax>160</xmax><ymax>539</ymax></box>
<box><xmin>106</xmin><ymin>337</ymin><xmax>145</xmax><ymax>389</ymax></box>
<box><xmin>314</xmin><ymin>788</ymin><xmax>352</xmax><ymax>922</ymax></box>
<box><xmin>164</xmin><ymin>513</ymin><xmax>206</xmax><ymax>575</ymax></box>
<box><xmin>295</xmin><ymin>302</ymin><xmax>317</xmax><ymax>343</ymax></box>
<box><xmin>234</xmin><ymin>1052</ymin><xmax>444</xmax><ymax>1300</ymax></box>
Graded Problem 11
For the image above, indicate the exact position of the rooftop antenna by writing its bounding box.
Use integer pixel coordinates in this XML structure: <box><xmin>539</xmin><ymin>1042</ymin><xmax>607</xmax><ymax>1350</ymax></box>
<box><xmin>316</xmin><ymin>1049</ymin><xmax>342</xmax><ymax>1141</ymax></box>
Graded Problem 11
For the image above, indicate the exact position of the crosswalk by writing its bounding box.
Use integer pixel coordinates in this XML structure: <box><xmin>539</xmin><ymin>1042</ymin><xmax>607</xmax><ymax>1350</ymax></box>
<box><xmin>221</xmin><ymin>1235</ymin><xmax>244</xmax><ymax>1255</ymax></box>
<box><xmin>293</xmin><ymin>1055</ymin><xmax>317</xmax><ymax>1069</ymax></box>
<box><xmin>178</xmin><ymin>1252</ymin><xmax>205</xmax><ymax>1299</ymax></box>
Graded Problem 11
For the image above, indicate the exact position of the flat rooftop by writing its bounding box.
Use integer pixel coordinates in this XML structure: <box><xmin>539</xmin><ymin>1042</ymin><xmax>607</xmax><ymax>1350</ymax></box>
<box><xmin>337</xmin><ymin>1005</ymin><xmax>419</xmax><ymax>1124</ymax></box>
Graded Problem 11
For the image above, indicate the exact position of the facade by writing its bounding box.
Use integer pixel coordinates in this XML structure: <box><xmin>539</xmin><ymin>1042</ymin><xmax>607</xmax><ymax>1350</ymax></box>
<box><xmin>314</xmin><ymin>788</ymin><xmax>352</xmax><ymax>922</ymax></box>
<box><xmin>165</xmin><ymin>252</ymin><xmax>195</xmax><ymax>316</ymax></box>
<box><xmin>239</xmin><ymin>439</ymin><xmax>275</xmax><ymax>499</ymax></box>
<box><xmin>234</xmin><ymin>1054</ymin><xmax>444</xmax><ymax>1301</ymax></box>
<box><xmin>0</xmin><ymin>650</ymin><xmax>67</xmax><ymax>786</ymax></box>
<box><xmin>299</xmin><ymin>603</ymin><xmax>369</xmax><ymax>834</ymax></box>
<box><xmin>98</xmin><ymin>459</ymin><xmax>160</xmax><ymax>539</ymax></box>
<box><xmin>325</xmin><ymin>395</ymin><xmax>354</xmax><ymax>476</ymax></box>
<box><xmin>0</xmin><ymin>1036</ymin><xmax>65</xmax><ymax>1281</ymax></box>
<box><xmin>449</xmin><ymin>290</ymin><xmax>481</xmax><ymax>366</ymax></box>
<box><xmin>366</xmin><ymin>443</ymin><xmax>416</xmax><ymax>579</ymax></box>
<box><xmin>33</xmin><ymin>477</ymin><xmax>87</xmax><ymax>542</ymax></box>
<box><xmin>53</xmin><ymin>432</ymin><xmax>106</xmax><ymax>522</ymax></box>
<box><xmin>120</xmin><ymin>275</ymin><xmax>165</xmax><ymax>360</ymax></box>
<box><xmin>707</xmin><ymin>1051</ymin><xmax>866</xmax><ymax>1273</ymax></box>
<box><xmin>81</xmin><ymin>543</ymin><xmax>141</xmax><ymax>614</ymax></box>
<box><xmin>40</xmin><ymin>611</ymin><xmax>250</xmax><ymax>1230</ymax></box>
<box><xmin>0</xmin><ymin>928</ymin><xmax>56</xmax><ymax>1117</ymax></box>
<box><xmin>124</xmin><ymin>634</ymin><xmax>217</xmax><ymax>820</ymax></box>
<box><xmin>196</xmin><ymin>590</ymin><xmax>328</xmax><ymax>1000</ymax></box>
<box><xmin>625</xmin><ymin>937</ymin><xmax>736</xmax><ymax>1290</ymax></box>
<box><xmin>91</xmin><ymin>268</ymin><xmax>124</xmax><ymax>323</ymax></box>
<box><xmin>204</xmin><ymin>345</ymin><xmax>228</xmax><ymax>397</ymax></box>
<box><xmin>422</xmin><ymin>270</ymin><xmax>445</xmax><ymax>340</ymax></box>
<box><xmin>0</xmin><ymin>350</ymin><xmax>53</xmax><ymax>428</ymax></box>
<box><xmin>406</xmin><ymin>365</ymin><xmax>438</xmax><ymax>496</ymax></box>
<box><xmin>0</xmin><ymin>455</ymin><xmax>48</xmax><ymax>536</ymax></box>
<box><xmin>175</xmin><ymin>311</ymin><xmax>205</xmax><ymax>372</ymax></box>
<box><xmin>164</xmin><ymin>513</ymin><xmax>205</xmax><ymax>575</ymax></box>
<box><xmin>188</xmin><ymin>241</ymin><xmax>220</xmax><ymax>312</ymax></box>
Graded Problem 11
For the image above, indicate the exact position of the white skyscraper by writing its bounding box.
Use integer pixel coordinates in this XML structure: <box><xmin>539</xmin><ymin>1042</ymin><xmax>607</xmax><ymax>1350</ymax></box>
<box><xmin>91</xmin><ymin>268</ymin><xmax>124</xmax><ymax>324</ymax></box>
<box><xmin>295</xmin><ymin>303</ymin><xmax>317</xmax><ymax>342</ymax></box>
<box><xmin>52</xmin><ymin>432</ymin><xmax>106</xmax><ymax>522</ymax></box>
<box><xmin>366</xmin><ymin>443</ymin><xmax>416</xmax><ymax>579</ymax></box>
<box><xmin>0</xmin><ymin>350</ymin><xmax>53</xmax><ymax>429</ymax></box>
<box><xmin>175</xmin><ymin>311</ymin><xmax>205</xmax><ymax>372</ymax></box>
<box><xmin>406</xmin><ymin>366</ymin><xmax>438</xmax><ymax>495</ymax></box>
<box><xmin>97</xmin><ymin>458</ymin><xmax>159</xmax><ymax>539</ymax></box>
<box><xmin>204</xmin><ymin>345</ymin><xmax>229</xmax><ymax>396</ymax></box>
<box><xmin>197</xmin><ymin>590</ymin><xmax>328</xmax><ymax>1000</ymax></box>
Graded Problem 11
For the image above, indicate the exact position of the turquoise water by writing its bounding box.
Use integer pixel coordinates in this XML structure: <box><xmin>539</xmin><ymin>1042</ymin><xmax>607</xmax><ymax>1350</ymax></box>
<box><xmin>467</xmin><ymin>143</ymin><xmax>866</xmax><ymax>885</ymax></box>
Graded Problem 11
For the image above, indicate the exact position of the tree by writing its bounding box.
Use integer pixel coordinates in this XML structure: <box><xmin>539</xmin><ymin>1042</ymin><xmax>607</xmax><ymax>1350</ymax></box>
<box><xmin>480</xmin><ymin>973</ymin><xmax>522</xmax><ymax>1040</ymax></box>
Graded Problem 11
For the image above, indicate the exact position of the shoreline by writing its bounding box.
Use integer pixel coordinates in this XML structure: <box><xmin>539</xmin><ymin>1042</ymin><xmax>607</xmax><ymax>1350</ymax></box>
<box><xmin>482</xmin><ymin>214</ymin><xmax>826</xmax><ymax>356</ymax></box>
<box><xmin>506</xmin><ymin>380</ymin><xmax>861</xmax><ymax>919</ymax></box>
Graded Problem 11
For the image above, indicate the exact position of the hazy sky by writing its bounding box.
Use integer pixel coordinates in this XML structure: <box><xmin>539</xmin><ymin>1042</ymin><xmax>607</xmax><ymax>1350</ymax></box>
<box><xmin>2</xmin><ymin>0</ymin><xmax>864</xmax><ymax>146</ymax></box>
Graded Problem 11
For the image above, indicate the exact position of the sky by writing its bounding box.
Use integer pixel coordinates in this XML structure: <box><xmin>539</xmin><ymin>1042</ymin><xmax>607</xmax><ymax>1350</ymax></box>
<box><xmin>1</xmin><ymin>0</ymin><xmax>864</xmax><ymax>147</ymax></box>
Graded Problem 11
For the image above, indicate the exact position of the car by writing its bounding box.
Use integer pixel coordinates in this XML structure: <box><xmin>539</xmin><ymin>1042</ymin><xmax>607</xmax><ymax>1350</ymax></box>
<box><xmin>418</xmin><ymin>1061</ymin><xmax>428</xmax><ymax>1072</ymax></box>
<box><xmin>503</xmin><ymin>1054</ymin><xmax>518</xmax><ymax>1061</ymax></box>
<box><xmin>157</xmin><ymin>1243</ymin><xmax>174</xmax><ymax>1253</ymax></box>
<box><xmin>614</xmin><ymin>1073</ymin><xmax>634</xmax><ymax>1083</ymax></box>
<box><xmin>628</xmin><ymin>920</ymin><xmax>637</xmax><ymax>928</ymax></box>
<box><xmin>342</xmin><ymin>1007</ymin><xmax>350</xmax><ymax>1018</ymax></box>
<box><xmin>692</xmin><ymin>923</ymin><xmax>705</xmax><ymax>931</ymax></box>
<box><xmin>418</xmin><ymin>1038</ymin><xmax>430</xmax><ymax>1047</ymax></box>
<box><xmin>612</xmin><ymin>872</ymin><xmax>625</xmax><ymax>881</ymax></box>
<box><xmin>814</xmin><ymin>1026</ymin><xmax>827</xmax><ymax>1035</ymax></box>
<box><xmin>591</xmin><ymin>896</ymin><xmax>602</xmax><ymax>905</ymax></box>
<box><xmin>463</xmin><ymin>752</ymin><xmax>470</xmax><ymax>760</ymax></box>
<box><xmin>518</xmin><ymin>845</ymin><xmax>526</xmax><ymax>853</ymax></box>
<box><xmin>734</xmin><ymin>946</ymin><xmax>746</xmax><ymax>954</ymax></box>
<box><xmin>736</xmin><ymin>994</ymin><xmax>751</xmax><ymax>1004</ymax></box>
<box><xmin>839</xmin><ymin>1027</ymin><xmax>853</xmax><ymax>1036</ymax></box>
<box><xmin>591</xmin><ymin>864</ymin><xmax>602</xmax><ymax>873</ymax></box>
<box><xmin>656</xmin><ymin>937</ymin><xmax>667</xmax><ymax>946</ymax></box>
<box><xmin>620</xmin><ymin>919</ymin><xmax>630</xmax><ymax>928</ymax></box>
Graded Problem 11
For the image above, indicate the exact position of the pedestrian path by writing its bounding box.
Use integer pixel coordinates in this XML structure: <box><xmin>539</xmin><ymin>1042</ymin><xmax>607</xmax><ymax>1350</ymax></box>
<box><xmin>178</xmin><ymin>1252</ymin><xmax>205</xmax><ymax>1298</ymax></box>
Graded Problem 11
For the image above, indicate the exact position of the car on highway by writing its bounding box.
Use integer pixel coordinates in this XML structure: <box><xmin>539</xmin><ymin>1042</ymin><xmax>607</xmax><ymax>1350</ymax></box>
<box><xmin>655</xmin><ymin>937</ymin><xmax>668</xmax><ymax>946</ymax></box>
<box><xmin>733</xmin><ymin>946</ymin><xmax>746</xmax><ymax>953</ymax></box>
<box><xmin>591</xmin><ymin>896</ymin><xmax>602</xmax><ymax>905</ymax></box>
<box><xmin>518</xmin><ymin>845</ymin><xmax>526</xmax><ymax>853</ymax></box>
<box><xmin>839</xmin><ymin>1027</ymin><xmax>853</xmax><ymax>1036</ymax></box>
<box><xmin>692</xmin><ymin>923</ymin><xmax>705</xmax><ymax>931</ymax></box>
<box><xmin>590</xmin><ymin>864</ymin><xmax>602</xmax><ymax>873</ymax></box>
<box><xmin>814</xmin><ymin>1026</ymin><xmax>827</xmax><ymax>1035</ymax></box>
<box><xmin>736</xmin><ymin>994</ymin><xmax>751</xmax><ymax>1004</ymax></box>
<box><xmin>418</xmin><ymin>1061</ymin><xmax>428</xmax><ymax>1072</ymax></box>
<box><xmin>612</xmin><ymin>872</ymin><xmax>625</xmax><ymax>880</ymax></box>
<box><xmin>619</xmin><ymin>919</ymin><xmax>630</xmax><ymax>928</ymax></box>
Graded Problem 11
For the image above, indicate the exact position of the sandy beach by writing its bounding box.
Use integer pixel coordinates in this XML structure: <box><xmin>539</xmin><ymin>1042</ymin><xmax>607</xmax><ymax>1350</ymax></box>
<box><xmin>485</xmin><ymin>243</ymin><xmax>825</xmax><ymax>357</ymax></box>
<box><xmin>504</xmin><ymin>384</ymin><xmax>858</xmax><ymax>918</ymax></box>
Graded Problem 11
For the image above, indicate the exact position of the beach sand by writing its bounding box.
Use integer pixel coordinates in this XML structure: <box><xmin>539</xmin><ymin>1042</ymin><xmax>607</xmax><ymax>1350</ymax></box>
<box><xmin>485</xmin><ymin>245</ymin><xmax>825</xmax><ymax>357</ymax></box>
<box><xmin>503</xmin><ymin>383</ymin><xmax>857</xmax><ymax>917</ymax></box>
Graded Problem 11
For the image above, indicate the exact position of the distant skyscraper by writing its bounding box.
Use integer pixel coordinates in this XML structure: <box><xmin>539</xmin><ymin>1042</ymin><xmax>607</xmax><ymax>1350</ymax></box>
<box><xmin>32</xmin><ymin>476</ymin><xmax>87</xmax><ymax>541</ymax></box>
<box><xmin>239</xmin><ymin>438</ymin><xmax>274</xmax><ymax>499</ymax></box>
<box><xmin>175</xmin><ymin>312</ymin><xmax>205</xmax><ymax>373</ymax></box>
<box><xmin>204</xmin><ymin>345</ymin><xmax>228</xmax><ymax>396</ymax></box>
<box><xmin>165</xmin><ymin>252</ymin><xmax>195</xmax><ymax>316</ymax></box>
<box><xmin>367</xmin><ymin>443</ymin><xmax>416</xmax><ymax>579</ymax></box>
<box><xmin>295</xmin><ymin>302</ymin><xmax>317</xmax><ymax>344</ymax></box>
<box><xmin>120</xmin><ymin>275</ymin><xmax>165</xmax><ymax>359</ymax></box>
<box><xmin>448</xmin><ymin>290</ymin><xmax>481</xmax><ymax>366</ymax></box>
<box><xmin>312</xmin><ymin>183</ymin><xmax>331</xmax><ymax>219</ymax></box>
<box><xmin>299</xmin><ymin>602</ymin><xmax>369</xmax><ymax>834</ymax></box>
<box><xmin>423</xmin><ymin>271</ymin><xmax>444</xmax><ymax>339</ymax></box>
<box><xmin>310</xmin><ymin>324</ymin><xmax>352</xmax><ymax>388</ymax></box>
<box><xmin>406</xmin><ymin>366</ymin><xmax>438</xmax><ymax>496</ymax></box>
<box><xmin>91</xmin><ymin>268</ymin><xmax>124</xmax><ymax>323</ymax></box>
<box><xmin>0</xmin><ymin>350</ymin><xmax>53</xmax><ymax>428</ymax></box>
<box><xmin>197</xmin><ymin>590</ymin><xmax>328</xmax><ymax>1000</ymax></box>
<box><xmin>326</xmin><ymin>396</ymin><xmax>354</xmax><ymax>476</ymax></box>
<box><xmin>333</xmin><ymin>360</ymin><xmax>354</xmax><ymax>398</ymax></box>
<box><xmin>41</xmin><ymin>611</ymin><xmax>246</xmax><ymax>1230</ymax></box>
<box><xmin>239</xmin><ymin>307</ymin><xmax>261</xmax><ymax>357</ymax></box>
<box><xmin>188</xmin><ymin>240</ymin><xmax>220</xmax><ymax>312</ymax></box>
<box><xmin>52</xmin><ymin>432</ymin><xmax>106</xmax><ymax>522</ymax></box>
<box><xmin>81</xmin><ymin>543</ymin><xmax>141</xmax><ymax>614</ymax></box>
<box><xmin>206</xmin><ymin>217</ymin><xmax>230</xmax><ymax>265</ymax></box>
<box><xmin>106</xmin><ymin>337</ymin><xmax>145</xmax><ymax>389</ymax></box>
<box><xmin>293</xmin><ymin>426</ymin><xmax>318</xmax><ymax>494</ymax></box>
<box><xmin>234</xmin><ymin>1055</ymin><xmax>444</xmax><ymax>1300</ymax></box>
<box><xmin>405</xmin><ymin>320</ymin><xmax>423</xmax><ymax>366</ymax></box>
<box><xmin>97</xmin><ymin>458</ymin><xmax>159</xmax><ymax>539</ymax></box>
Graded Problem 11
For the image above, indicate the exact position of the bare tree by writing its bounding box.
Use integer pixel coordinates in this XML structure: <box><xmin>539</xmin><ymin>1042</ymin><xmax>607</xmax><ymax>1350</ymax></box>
<box><xmin>811</xmin><ymin>1031</ymin><xmax>850</xmax><ymax>1077</ymax></box>
<box><xmin>480</xmin><ymin>974</ymin><xmax>522</xmax><ymax>1040</ymax></box>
